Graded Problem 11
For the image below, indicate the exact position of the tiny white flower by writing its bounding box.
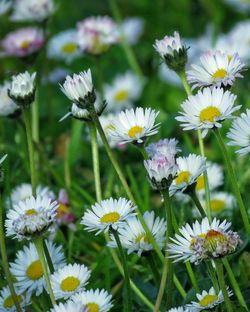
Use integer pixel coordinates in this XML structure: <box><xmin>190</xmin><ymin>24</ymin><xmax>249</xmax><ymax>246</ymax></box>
<box><xmin>167</xmin><ymin>307</ymin><xmax>186</xmax><ymax>312</ymax></box>
<box><xmin>0</xmin><ymin>286</ymin><xmax>29</xmax><ymax>311</ymax></box>
<box><xmin>49</xmin><ymin>301</ymin><xmax>87</xmax><ymax>312</ymax></box>
<box><xmin>154</xmin><ymin>31</ymin><xmax>184</xmax><ymax>58</ymax></box>
<box><xmin>0</xmin><ymin>0</ymin><xmax>11</xmax><ymax>16</ymax></box>
<box><xmin>51</xmin><ymin>263</ymin><xmax>91</xmax><ymax>300</ymax></box>
<box><xmin>227</xmin><ymin>109</ymin><xmax>250</xmax><ymax>156</ymax></box>
<box><xmin>0</xmin><ymin>81</ymin><xmax>19</xmax><ymax>117</ymax></box>
<box><xmin>176</xmin><ymin>87</ymin><xmax>240</xmax><ymax>137</ymax></box>
<box><xmin>120</xmin><ymin>17</ymin><xmax>144</xmax><ymax>45</ymax></box>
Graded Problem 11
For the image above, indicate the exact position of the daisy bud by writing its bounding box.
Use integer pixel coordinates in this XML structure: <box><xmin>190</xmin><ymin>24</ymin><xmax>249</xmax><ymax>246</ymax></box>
<box><xmin>154</xmin><ymin>31</ymin><xmax>188</xmax><ymax>73</ymax></box>
<box><xmin>9</xmin><ymin>71</ymin><xmax>36</xmax><ymax>108</ymax></box>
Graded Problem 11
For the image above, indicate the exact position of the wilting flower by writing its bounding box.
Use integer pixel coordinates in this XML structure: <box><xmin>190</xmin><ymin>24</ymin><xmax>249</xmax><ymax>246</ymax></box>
<box><xmin>186</xmin><ymin>286</ymin><xmax>233</xmax><ymax>311</ymax></box>
<box><xmin>51</xmin><ymin>263</ymin><xmax>91</xmax><ymax>299</ymax></box>
<box><xmin>168</xmin><ymin>217</ymin><xmax>242</xmax><ymax>264</ymax></box>
<box><xmin>10</xmin><ymin>241</ymin><xmax>65</xmax><ymax>296</ymax></box>
<box><xmin>0</xmin><ymin>286</ymin><xmax>29</xmax><ymax>311</ymax></box>
<box><xmin>11</xmin><ymin>0</ymin><xmax>55</xmax><ymax>22</ymax></box>
<box><xmin>109</xmin><ymin>107</ymin><xmax>160</xmax><ymax>144</ymax></box>
<box><xmin>176</xmin><ymin>87</ymin><xmax>240</xmax><ymax>137</ymax></box>
<box><xmin>120</xmin><ymin>17</ymin><xmax>144</xmax><ymax>45</ymax></box>
<box><xmin>5</xmin><ymin>195</ymin><xmax>58</xmax><ymax>240</ymax></box>
<box><xmin>49</xmin><ymin>301</ymin><xmax>88</xmax><ymax>312</ymax></box>
<box><xmin>195</xmin><ymin>162</ymin><xmax>223</xmax><ymax>194</ymax></box>
<box><xmin>1</xmin><ymin>27</ymin><xmax>44</xmax><ymax>57</ymax></box>
<box><xmin>47</xmin><ymin>29</ymin><xmax>81</xmax><ymax>64</ymax></box>
<box><xmin>108</xmin><ymin>211</ymin><xmax>166</xmax><ymax>256</ymax></box>
<box><xmin>227</xmin><ymin>109</ymin><xmax>250</xmax><ymax>156</ymax></box>
<box><xmin>0</xmin><ymin>0</ymin><xmax>11</xmax><ymax>16</ymax></box>
<box><xmin>0</xmin><ymin>81</ymin><xmax>20</xmax><ymax>117</ymax></box>
<box><xmin>187</xmin><ymin>50</ymin><xmax>245</xmax><ymax>89</ymax></box>
<box><xmin>77</xmin><ymin>16</ymin><xmax>119</xmax><ymax>55</ymax></box>
<box><xmin>71</xmin><ymin>289</ymin><xmax>113</xmax><ymax>312</ymax></box>
<box><xmin>81</xmin><ymin>197</ymin><xmax>136</xmax><ymax>235</ymax></box>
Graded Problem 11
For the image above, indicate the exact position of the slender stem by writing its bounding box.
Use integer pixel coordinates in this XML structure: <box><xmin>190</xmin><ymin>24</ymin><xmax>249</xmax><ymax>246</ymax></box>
<box><xmin>43</xmin><ymin>240</ymin><xmax>54</xmax><ymax>274</ymax></box>
<box><xmin>189</xmin><ymin>191</ymin><xmax>207</xmax><ymax>218</ymax></box>
<box><xmin>34</xmin><ymin>237</ymin><xmax>56</xmax><ymax>306</ymax></box>
<box><xmin>64</xmin><ymin>136</ymin><xmax>71</xmax><ymax>191</ymax></box>
<box><xmin>214</xmin><ymin>128</ymin><xmax>250</xmax><ymax>239</ymax></box>
<box><xmin>206</xmin><ymin>261</ymin><xmax>219</xmax><ymax>293</ymax></box>
<box><xmin>215</xmin><ymin>261</ymin><xmax>233</xmax><ymax>312</ymax></box>
<box><xmin>154</xmin><ymin>256</ymin><xmax>168</xmax><ymax>312</ymax></box>
<box><xmin>137</xmin><ymin>145</ymin><xmax>149</xmax><ymax>160</ymax></box>
<box><xmin>111</xmin><ymin>229</ymin><xmax>132</xmax><ymax>311</ymax></box>
<box><xmin>23</xmin><ymin>109</ymin><xmax>36</xmax><ymax>196</ymax></box>
<box><xmin>185</xmin><ymin>261</ymin><xmax>200</xmax><ymax>292</ymax></box>
<box><xmin>179</xmin><ymin>71</ymin><xmax>192</xmax><ymax>96</ymax></box>
<box><xmin>0</xmin><ymin>198</ymin><xmax>22</xmax><ymax>312</ymax></box>
<box><xmin>222</xmin><ymin>258</ymin><xmax>249</xmax><ymax>311</ymax></box>
<box><xmin>88</xmin><ymin>122</ymin><xmax>102</xmax><ymax>202</ymax></box>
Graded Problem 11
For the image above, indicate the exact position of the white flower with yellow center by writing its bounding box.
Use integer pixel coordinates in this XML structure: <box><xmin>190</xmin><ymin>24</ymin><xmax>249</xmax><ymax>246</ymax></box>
<box><xmin>176</xmin><ymin>87</ymin><xmax>240</xmax><ymax>137</ymax></box>
<box><xmin>51</xmin><ymin>263</ymin><xmax>91</xmax><ymax>300</ymax></box>
<box><xmin>0</xmin><ymin>286</ymin><xmax>29</xmax><ymax>312</ymax></box>
<box><xmin>10</xmin><ymin>241</ymin><xmax>65</xmax><ymax>296</ymax></box>
<box><xmin>72</xmin><ymin>289</ymin><xmax>113</xmax><ymax>312</ymax></box>
<box><xmin>170</xmin><ymin>154</ymin><xmax>207</xmax><ymax>196</ymax></box>
<box><xmin>168</xmin><ymin>217</ymin><xmax>241</xmax><ymax>264</ymax></box>
<box><xmin>108</xmin><ymin>211</ymin><xmax>166</xmax><ymax>256</ymax></box>
<box><xmin>81</xmin><ymin>197</ymin><xmax>136</xmax><ymax>235</ymax></box>
<box><xmin>104</xmin><ymin>71</ymin><xmax>143</xmax><ymax>111</ymax></box>
<box><xmin>49</xmin><ymin>301</ymin><xmax>88</xmax><ymax>312</ymax></box>
<box><xmin>195</xmin><ymin>162</ymin><xmax>223</xmax><ymax>194</ymax></box>
<box><xmin>227</xmin><ymin>109</ymin><xmax>250</xmax><ymax>156</ymax></box>
<box><xmin>154</xmin><ymin>31</ymin><xmax>183</xmax><ymax>58</ymax></box>
<box><xmin>0</xmin><ymin>81</ymin><xmax>19</xmax><ymax>117</ymax></box>
<box><xmin>0</xmin><ymin>0</ymin><xmax>11</xmax><ymax>16</ymax></box>
<box><xmin>98</xmin><ymin>113</ymin><xmax>118</xmax><ymax>148</ymax></box>
<box><xmin>109</xmin><ymin>107</ymin><xmax>160</xmax><ymax>144</ymax></box>
<box><xmin>187</xmin><ymin>50</ymin><xmax>244</xmax><ymax>89</ymax></box>
<box><xmin>5</xmin><ymin>195</ymin><xmax>58</xmax><ymax>240</ymax></box>
<box><xmin>186</xmin><ymin>286</ymin><xmax>233</xmax><ymax>311</ymax></box>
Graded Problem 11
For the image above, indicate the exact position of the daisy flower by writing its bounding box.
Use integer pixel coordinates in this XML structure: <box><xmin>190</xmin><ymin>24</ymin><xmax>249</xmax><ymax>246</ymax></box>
<box><xmin>0</xmin><ymin>0</ymin><xmax>11</xmax><ymax>16</ymax></box>
<box><xmin>1</xmin><ymin>27</ymin><xmax>44</xmax><ymax>57</ymax></box>
<box><xmin>81</xmin><ymin>197</ymin><xmax>136</xmax><ymax>235</ymax></box>
<box><xmin>10</xmin><ymin>241</ymin><xmax>65</xmax><ymax>296</ymax></box>
<box><xmin>49</xmin><ymin>301</ymin><xmax>88</xmax><ymax>312</ymax></box>
<box><xmin>176</xmin><ymin>87</ymin><xmax>240</xmax><ymax>137</ymax></box>
<box><xmin>195</xmin><ymin>162</ymin><xmax>223</xmax><ymax>194</ymax></box>
<box><xmin>5</xmin><ymin>195</ymin><xmax>58</xmax><ymax>240</ymax></box>
<box><xmin>98</xmin><ymin>113</ymin><xmax>120</xmax><ymax>148</ymax></box>
<box><xmin>146</xmin><ymin>138</ymin><xmax>180</xmax><ymax>158</ymax></box>
<box><xmin>71</xmin><ymin>289</ymin><xmax>113</xmax><ymax>312</ymax></box>
<box><xmin>120</xmin><ymin>17</ymin><xmax>144</xmax><ymax>45</ymax></box>
<box><xmin>154</xmin><ymin>31</ymin><xmax>184</xmax><ymax>59</ymax></box>
<box><xmin>47</xmin><ymin>29</ymin><xmax>81</xmax><ymax>64</ymax></box>
<box><xmin>227</xmin><ymin>109</ymin><xmax>250</xmax><ymax>156</ymax></box>
<box><xmin>168</xmin><ymin>217</ymin><xmax>242</xmax><ymax>264</ymax></box>
<box><xmin>0</xmin><ymin>286</ymin><xmax>29</xmax><ymax>311</ymax></box>
<box><xmin>186</xmin><ymin>286</ymin><xmax>233</xmax><ymax>311</ymax></box>
<box><xmin>167</xmin><ymin>307</ymin><xmax>186</xmax><ymax>312</ymax></box>
<box><xmin>169</xmin><ymin>154</ymin><xmax>207</xmax><ymax>196</ymax></box>
<box><xmin>109</xmin><ymin>107</ymin><xmax>160</xmax><ymax>144</ymax></box>
<box><xmin>51</xmin><ymin>263</ymin><xmax>91</xmax><ymax>300</ymax></box>
<box><xmin>104</xmin><ymin>71</ymin><xmax>143</xmax><ymax>111</ymax></box>
<box><xmin>0</xmin><ymin>81</ymin><xmax>19</xmax><ymax>117</ymax></box>
<box><xmin>187</xmin><ymin>50</ymin><xmax>245</xmax><ymax>89</ymax></box>
<box><xmin>108</xmin><ymin>211</ymin><xmax>166</xmax><ymax>256</ymax></box>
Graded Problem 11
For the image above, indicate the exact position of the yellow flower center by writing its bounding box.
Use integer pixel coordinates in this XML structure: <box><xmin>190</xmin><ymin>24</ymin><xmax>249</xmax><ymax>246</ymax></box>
<box><xmin>204</xmin><ymin>229</ymin><xmax>226</xmax><ymax>252</ymax></box>
<box><xmin>189</xmin><ymin>233</ymin><xmax>206</xmax><ymax>250</ymax></box>
<box><xmin>128</xmin><ymin>126</ymin><xmax>143</xmax><ymax>139</ymax></box>
<box><xmin>26</xmin><ymin>260</ymin><xmax>43</xmax><ymax>280</ymax></box>
<box><xmin>86</xmin><ymin>302</ymin><xmax>99</xmax><ymax>312</ymax></box>
<box><xmin>211</xmin><ymin>199</ymin><xmax>226</xmax><ymax>213</ymax></box>
<box><xmin>195</xmin><ymin>175</ymin><xmax>204</xmax><ymax>191</ymax></box>
<box><xmin>61</xmin><ymin>42</ymin><xmax>77</xmax><ymax>54</ymax></box>
<box><xmin>25</xmin><ymin>209</ymin><xmax>38</xmax><ymax>216</ymax></box>
<box><xmin>57</xmin><ymin>203</ymin><xmax>69</xmax><ymax>219</ymax></box>
<box><xmin>199</xmin><ymin>106</ymin><xmax>221</xmax><ymax>123</ymax></box>
<box><xmin>20</xmin><ymin>40</ymin><xmax>31</xmax><ymax>49</ymax></box>
<box><xmin>199</xmin><ymin>294</ymin><xmax>218</xmax><ymax>307</ymax></box>
<box><xmin>100</xmin><ymin>212</ymin><xmax>120</xmax><ymax>224</ymax></box>
<box><xmin>175</xmin><ymin>171</ymin><xmax>191</xmax><ymax>185</ymax></box>
<box><xmin>212</xmin><ymin>68</ymin><xmax>227</xmax><ymax>79</ymax></box>
<box><xmin>135</xmin><ymin>233</ymin><xmax>149</xmax><ymax>243</ymax></box>
<box><xmin>114</xmin><ymin>90</ymin><xmax>129</xmax><ymax>102</ymax></box>
<box><xmin>3</xmin><ymin>295</ymin><xmax>23</xmax><ymax>308</ymax></box>
<box><xmin>60</xmin><ymin>276</ymin><xmax>80</xmax><ymax>292</ymax></box>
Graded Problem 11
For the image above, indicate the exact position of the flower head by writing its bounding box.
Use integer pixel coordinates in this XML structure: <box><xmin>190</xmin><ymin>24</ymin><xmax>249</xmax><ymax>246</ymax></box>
<box><xmin>0</xmin><ymin>286</ymin><xmax>29</xmax><ymax>311</ymax></box>
<box><xmin>0</xmin><ymin>0</ymin><xmax>11</xmax><ymax>16</ymax></box>
<box><xmin>167</xmin><ymin>307</ymin><xmax>186</xmax><ymax>312</ymax></box>
<box><xmin>227</xmin><ymin>109</ymin><xmax>250</xmax><ymax>156</ymax></box>
<box><xmin>195</xmin><ymin>162</ymin><xmax>223</xmax><ymax>194</ymax></box>
<box><xmin>0</xmin><ymin>81</ymin><xmax>20</xmax><ymax>117</ymax></box>
<box><xmin>49</xmin><ymin>301</ymin><xmax>88</xmax><ymax>312</ymax></box>
<box><xmin>176</xmin><ymin>87</ymin><xmax>240</xmax><ymax>137</ymax></box>
<box><xmin>146</xmin><ymin>138</ymin><xmax>180</xmax><ymax>158</ymax></box>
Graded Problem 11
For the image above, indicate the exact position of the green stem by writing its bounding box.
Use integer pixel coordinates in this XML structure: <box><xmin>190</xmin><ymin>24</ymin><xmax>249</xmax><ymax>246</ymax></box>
<box><xmin>189</xmin><ymin>191</ymin><xmax>207</xmax><ymax>218</ymax></box>
<box><xmin>111</xmin><ymin>229</ymin><xmax>132</xmax><ymax>311</ymax></box>
<box><xmin>215</xmin><ymin>261</ymin><xmax>233</xmax><ymax>312</ymax></box>
<box><xmin>214</xmin><ymin>128</ymin><xmax>250</xmax><ymax>239</ymax></box>
<box><xmin>185</xmin><ymin>261</ymin><xmax>200</xmax><ymax>292</ymax></box>
<box><xmin>34</xmin><ymin>237</ymin><xmax>56</xmax><ymax>306</ymax></box>
<box><xmin>137</xmin><ymin>145</ymin><xmax>149</xmax><ymax>159</ymax></box>
<box><xmin>222</xmin><ymin>258</ymin><xmax>249</xmax><ymax>311</ymax></box>
<box><xmin>88</xmin><ymin>122</ymin><xmax>102</xmax><ymax>202</ymax></box>
<box><xmin>154</xmin><ymin>255</ymin><xmax>168</xmax><ymax>312</ymax></box>
<box><xmin>206</xmin><ymin>261</ymin><xmax>219</xmax><ymax>293</ymax></box>
<box><xmin>0</xmin><ymin>198</ymin><xmax>22</xmax><ymax>312</ymax></box>
<box><xmin>23</xmin><ymin>109</ymin><xmax>36</xmax><ymax>196</ymax></box>
<box><xmin>43</xmin><ymin>240</ymin><xmax>54</xmax><ymax>274</ymax></box>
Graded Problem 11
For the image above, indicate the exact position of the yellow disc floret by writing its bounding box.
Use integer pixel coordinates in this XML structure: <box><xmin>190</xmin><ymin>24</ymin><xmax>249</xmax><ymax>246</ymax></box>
<box><xmin>199</xmin><ymin>294</ymin><xmax>218</xmax><ymax>307</ymax></box>
<box><xmin>26</xmin><ymin>260</ymin><xmax>43</xmax><ymax>280</ymax></box>
<box><xmin>128</xmin><ymin>126</ymin><xmax>143</xmax><ymax>139</ymax></box>
<box><xmin>212</xmin><ymin>68</ymin><xmax>227</xmax><ymax>79</ymax></box>
<box><xmin>175</xmin><ymin>171</ymin><xmax>191</xmax><ymax>185</ymax></box>
<box><xmin>199</xmin><ymin>106</ymin><xmax>221</xmax><ymax>123</ymax></box>
<box><xmin>100</xmin><ymin>212</ymin><xmax>120</xmax><ymax>224</ymax></box>
<box><xmin>60</xmin><ymin>276</ymin><xmax>80</xmax><ymax>292</ymax></box>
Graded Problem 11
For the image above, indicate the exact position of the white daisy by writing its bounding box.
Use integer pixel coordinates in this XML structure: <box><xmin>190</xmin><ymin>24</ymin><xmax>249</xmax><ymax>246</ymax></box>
<box><xmin>227</xmin><ymin>109</ymin><xmax>250</xmax><ymax>156</ymax></box>
<box><xmin>186</xmin><ymin>286</ymin><xmax>233</xmax><ymax>311</ymax></box>
<box><xmin>169</xmin><ymin>154</ymin><xmax>207</xmax><ymax>196</ymax></box>
<box><xmin>10</xmin><ymin>240</ymin><xmax>65</xmax><ymax>296</ymax></box>
<box><xmin>187</xmin><ymin>50</ymin><xmax>245</xmax><ymax>89</ymax></box>
<box><xmin>108</xmin><ymin>211</ymin><xmax>166</xmax><ymax>256</ymax></box>
<box><xmin>5</xmin><ymin>195</ymin><xmax>58</xmax><ymax>240</ymax></box>
<box><xmin>98</xmin><ymin>113</ymin><xmax>118</xmax><ymax>148</ymax></box>
<box><xmin>49</xmin><ymin>301</ymin><xmax>88</xmax><ymax>312</ymax></box>
<box><xmin>176</xmin><ymin>87</ymin><xmax>240</xmax><ymax>137</ymax></box>
<box><xmin>51</xmin><ymin>263</ymin><xmax>91</xmax><ymax>300</ymax></box>
<box><xmin>0</xmin><ymin>0</ymin><xmax>11</xmax><ymax>16</ymax></box>
<box><xmin>0</xmin><ymin>286</ymin><xmax>29</xmax><ymax>312</ymax></box>
<box><xmin>0</xmin><ymin>81</ymin><xmax>19</xmax><ymax>117</ymax></box>
<box><xmin>104</xmin><ymin>71</ymin><xmax>143</xmax><ymax>111</ymax></box>
<box><xmin>47</xmin><ymin>29</ymin><xmax>81</xmax><ymax>64</ymax></box>
<box><xmin>109</xmin><ymin>107</ymin><xmax>160</xmax><ymax>144</ymax></box>
<box><xmin>168</xmin><ymin>217</ymin><xmax>241</xmax><ymax>264</ymax></box>
<box><xmin>120</xmin><ymin>17</ymin><xmax>144</xmax><ymax>45</ymax></box>
<box><xmin>146</xmin><ymin>138</ymin><xmax>180</xmax><ymax>158</ymax></box>
<box><xmin>81</xmin><ymin>197</ymin><xmax>136</xmax><ymax>235</ymax></box>
<box><xmin>199</xmin><ymin>192</ymin><xmax>236</xmax><ymax>216</ymax></box>
<box><xmin>154</xmin><ymin>31</ymin><xmax>184</xmax><ymax>59</ymax></box>
<box><xmin>71</xmin><ymin>289</ymin><xmax>113</xmax><ymax>312</ymax></box>
<box><xmin>167</xmin><ymin>307</ymin><xmax>186</xmax><ymax>312</ymax></box>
